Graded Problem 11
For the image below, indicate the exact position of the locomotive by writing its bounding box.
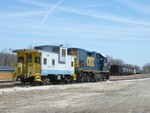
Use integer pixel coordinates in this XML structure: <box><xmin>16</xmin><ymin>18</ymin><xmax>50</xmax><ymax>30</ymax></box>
<box><xmin>68</xmin><ymin>48</ymin><xmax>109</xmax><ymax>82</ymax></box>
<box><xmin>13</xmin><ymin>45</ymin><xmax>109</xmax><ymax>85</ymax></box>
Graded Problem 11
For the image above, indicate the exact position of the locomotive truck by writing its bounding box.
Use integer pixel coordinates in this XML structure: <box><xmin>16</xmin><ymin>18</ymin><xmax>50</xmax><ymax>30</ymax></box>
<box><xmin>13</xmin><ymin>45</ymin><xmax>109</xmax><ymax>85</ymax></box>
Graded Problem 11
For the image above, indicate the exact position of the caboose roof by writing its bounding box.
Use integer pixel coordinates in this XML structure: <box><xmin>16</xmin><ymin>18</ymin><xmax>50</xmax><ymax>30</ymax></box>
<box><xmin>13</xmin><ymin>49</ymin><xmax>39</xmax><ymax>53</ymax></box>
<box><xmin>34</xmin><ymin>45</ymin><xmax>66</xmax><ymax>53</ymax></box>
<box><xmin>35</xmin><ymin>45</ymin><xmax>61</xmax><ymax>48</ymax></box>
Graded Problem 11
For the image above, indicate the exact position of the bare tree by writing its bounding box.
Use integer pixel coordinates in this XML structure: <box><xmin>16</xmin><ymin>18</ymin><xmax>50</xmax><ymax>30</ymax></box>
<box><xmin>106</xmin><ymin>55</ymin><xmax>141</xmax><ymax>72</ymax></box>
<box><xmin>143</xmin><ymin>63</ymin><xmax>150</xmax><ymax>74</ymax></box>
<box><xmin>106</xmin><ymin>55</ymin><xmax>124</xmax><ymax>66</ymax></box>
<box><xmin>132</xmin><ymin>65</ymin><xmax>140</xmax><ymax>71</ymax></box>
<box><xmin>0</xmin><ymin>48</ymin><xmax>17</xmax><ymax>67</ymax></box>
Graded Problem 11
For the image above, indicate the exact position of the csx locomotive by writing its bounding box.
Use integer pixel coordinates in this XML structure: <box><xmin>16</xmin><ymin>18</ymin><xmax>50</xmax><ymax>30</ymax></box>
<box><xmin>13</xmin><ymin>45</ymin><xmax>109</xmax><ymax>85</ymax></box>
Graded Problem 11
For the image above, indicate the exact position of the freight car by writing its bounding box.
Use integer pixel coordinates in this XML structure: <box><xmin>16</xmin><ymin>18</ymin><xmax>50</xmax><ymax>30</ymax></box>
<box><xmin>110</xmin><ymin>65</ymin><xmax>135</xmax><ymax>76</ymax></box>
<box><xmin>13</xmin><ymin>45</ymin><xmax>109</xmax><ymax>85</ymax></box>
<box><xmin>68</xmin><ymin>48</ymin><xmax>109</xmax><ymax>82</ymax></box>
<box><xmin>135</xmin><ymin>70</ymin><xmax>142</xmax><ymax>74</ymax></box>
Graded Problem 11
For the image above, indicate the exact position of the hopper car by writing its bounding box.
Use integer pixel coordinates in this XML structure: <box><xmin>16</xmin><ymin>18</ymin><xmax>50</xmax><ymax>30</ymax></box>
<box><xmin>110</xmin><ymin>65</ymin><xmax>135</xmax><ymax>76</ymax></box>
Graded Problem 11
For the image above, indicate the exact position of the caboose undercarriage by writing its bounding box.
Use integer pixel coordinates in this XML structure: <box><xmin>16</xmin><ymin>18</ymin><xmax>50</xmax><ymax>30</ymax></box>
<box><xmin>17</xmin><ymin>73</ymin><xmax>75</xmax><ymax>85</ymax></box>
<box><xmin>41</xmin><ymin>74</ymin><xmax>75</xmax><ymax>84</ymax></box>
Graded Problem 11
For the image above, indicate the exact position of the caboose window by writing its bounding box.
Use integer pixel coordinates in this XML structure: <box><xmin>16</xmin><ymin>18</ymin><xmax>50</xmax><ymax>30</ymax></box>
<box><xmin>18</xmin><ymin>57</ymin><xmax>24</xmax><ymax>63</ymax></box>
<box><xmin>27</xmin><ymin>54</ymin><xmax>32</xmax><ymax>62</ymax></box>
<box><xmin>35</xmin><ymin>57</ymin><xmax>41</xmax><ymax>64</ymax></box>
<box><xmin>62</xmin><ymin>49</ymin><xmax>66</xmax><ymax>57</ymax></box>
<box><xmin>43</xmin><ymin>58</ymin><xmax>47</xmax><ymax>65</ymax></box>
<box><xmin>52</xmin><ymin>59</ymin><xmax>55</xmax><ymax>65</ymax></box>
<box><xmin>79</xmin><ymin>60</ymin><xmax>84</xmax><ymax>68</ymax></box>
<box><xmin>71</xmin><ymin>61</ymin><xmax>74</xmax><ymax>67</ymax></box>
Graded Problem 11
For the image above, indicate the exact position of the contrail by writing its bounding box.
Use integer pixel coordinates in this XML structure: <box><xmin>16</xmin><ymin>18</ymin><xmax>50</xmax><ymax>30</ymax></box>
<box><xmin>32</xmin><ymin>0</ymin><xmax>64</xmax><ymax>42</ymax></box>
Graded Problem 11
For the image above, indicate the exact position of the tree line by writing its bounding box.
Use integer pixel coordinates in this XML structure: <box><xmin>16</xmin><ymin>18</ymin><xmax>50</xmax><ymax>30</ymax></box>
<box><xmin>106</xmin><ymin>55</ymin><xmax>150</xmax><ymax>74</ymax></box>
<box><xmin>143</xmin><ymin>63</ymin><xmax>150</xmax><ymax>74</ymax></box>
<box><xmin>0</xmin><ymin>48</ymin><xmax>17</xmax><ymax>68</ymax></box>
<box><xmin>0</xmin><ymin>48</ymin><xmax>150</xmax><ymax>74</ymax></box>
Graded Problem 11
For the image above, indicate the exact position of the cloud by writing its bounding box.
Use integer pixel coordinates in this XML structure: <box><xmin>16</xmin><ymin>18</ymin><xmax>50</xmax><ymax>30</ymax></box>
<box><xmin>57</xmin><ymin>6</ymin><xmax>150</xmax><ymax>27</ymax></box>
<box><xmin>0</xmin><ymin>0</ymin><xmax>150</xmax><ymax>26</ymax></box>
<box><xmin>15</xmin><ymin>0</ymin><xmax>150</xmax><ymax>27</ymax></box>
<box><xmin>0</xmin><ymin>11</ymin><xmax>45</xmax><ymax>18</ymax></box>
<box><xmin>0</xmin><ymin>0</ymin><xmax>62</xmax><ymax>18</ymax></box>
<box><xmin>32</xmin><ymin>0</ymin><xmax>64</xmax><ymax>40</ymax></box>
<box><xmin>117</xmin><ymin>0</ymin><xmax>150</xmax><ymax>15</ymax></box>
<box><xmin>17</xmin><ymin>0</ymin><xmax>50</xmax><ymax>8</ymax></box>
<box><xmin>3</xmin><ymin>22</ymin><xmax>149</xmax><ymax>41</ymax></box>
<box><xmin>1</xmin><ymin>0</ymin><xmax>150</xmax><ymax>42</ymax></box>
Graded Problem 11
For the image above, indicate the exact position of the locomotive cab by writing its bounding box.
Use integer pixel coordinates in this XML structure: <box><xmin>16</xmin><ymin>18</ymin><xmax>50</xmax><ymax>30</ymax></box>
<box><xmin>13</xmin><ymin>49</ymin><xmax>42</xmax><ymax>84</ymax></box>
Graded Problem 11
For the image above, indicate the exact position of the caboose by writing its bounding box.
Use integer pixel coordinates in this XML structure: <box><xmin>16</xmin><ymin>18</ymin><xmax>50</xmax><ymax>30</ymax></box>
<box><xmin>68</xmin><ymin>48</ymin><xmax>109</xmax><ymax>82</ymax></box>
<box><xmin>13</xmin><ymin>45</ymin><xmax>75</xmax><ymax>84</ymax></box>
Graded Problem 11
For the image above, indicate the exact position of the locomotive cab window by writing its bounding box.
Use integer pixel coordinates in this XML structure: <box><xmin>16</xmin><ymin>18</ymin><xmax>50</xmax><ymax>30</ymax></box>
<box><xmin>100</xmin><ymin>58</ymin><xmax>104</xmax><ymax>61</ymax></box>
<box><xmin>96</xmin><ymin>54</ymin><xmax>100</xmax><ymax>59</ymax></box>
<box><xmin>104</xmin><ymin>58</ymin><xmax>107</xmax><ymax>63</ymax></box>
<box><xmin>79</xmin><ymin>60</ymin><xmax>84</xmax><ymax>68</ymax></box>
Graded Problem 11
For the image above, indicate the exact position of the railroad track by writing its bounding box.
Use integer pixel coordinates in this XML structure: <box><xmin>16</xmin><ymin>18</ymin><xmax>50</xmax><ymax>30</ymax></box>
<box><xmin>0</xmin><ymin>81</ymin><xmax>31</xmax><ymax>89</ymax></box>
<box><xmin>1</xmin><ymin>74</ymin><xmax>150</xmax><ymax>89</ymax></box>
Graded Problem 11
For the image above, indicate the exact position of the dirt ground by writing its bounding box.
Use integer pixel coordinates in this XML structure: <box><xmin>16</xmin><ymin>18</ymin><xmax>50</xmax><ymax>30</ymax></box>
<box><xmin>1</xmin><ymin>75</ymin><xmax>150</xmax><ymax>113</ymax></box>
<box><xmin>110</xmin><ymin>74</ymin><xmax>150</xmax><ymax>81</ymax></box>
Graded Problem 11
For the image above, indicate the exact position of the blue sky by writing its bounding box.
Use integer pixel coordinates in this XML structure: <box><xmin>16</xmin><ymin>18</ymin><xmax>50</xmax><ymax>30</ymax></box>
<box><xmin>0</xmin><ymin>0</ymin><xmax>150</xmax><ymax>67</ymax></box>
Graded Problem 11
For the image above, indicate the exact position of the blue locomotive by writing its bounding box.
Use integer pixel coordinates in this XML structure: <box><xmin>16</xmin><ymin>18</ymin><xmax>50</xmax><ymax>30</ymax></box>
<box><xmin>68</xmin><ymin>48</ymin><xmax>109</xmax><ymax>82</ymax></box>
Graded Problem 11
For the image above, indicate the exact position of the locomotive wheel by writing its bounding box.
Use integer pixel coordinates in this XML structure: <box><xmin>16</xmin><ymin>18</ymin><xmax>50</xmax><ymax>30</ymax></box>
<box><xmin>95</xmin><ymin>78</ymin><xmax>99</xmax><ymax>82</ymax></box>
<box><xmin>65</xmin><ymin>78</ymin><xmax>71</xmax><ymax>84</ymax></box>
